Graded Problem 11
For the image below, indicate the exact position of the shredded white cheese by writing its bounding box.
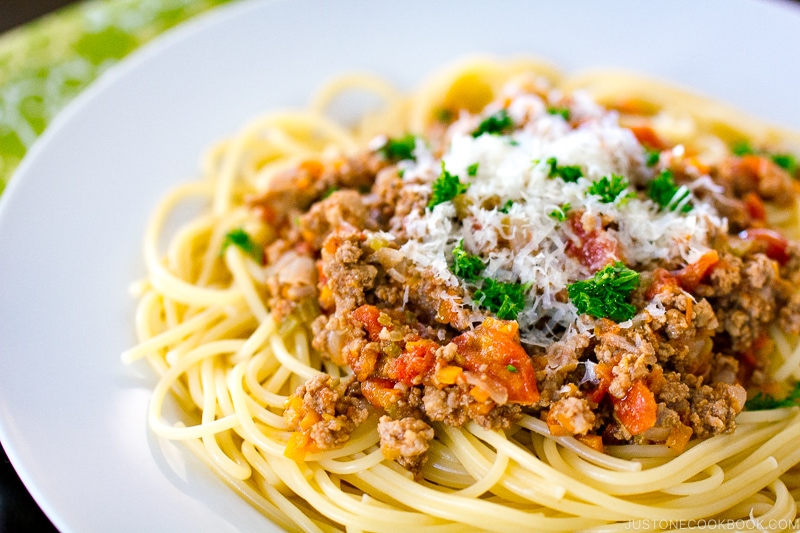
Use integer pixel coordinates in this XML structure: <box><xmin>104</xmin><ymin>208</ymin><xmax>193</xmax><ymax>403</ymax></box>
<box><xmin>396</xmin><ymin>83</ymin><xmax>726</xmax><ymax>345</ymax></box>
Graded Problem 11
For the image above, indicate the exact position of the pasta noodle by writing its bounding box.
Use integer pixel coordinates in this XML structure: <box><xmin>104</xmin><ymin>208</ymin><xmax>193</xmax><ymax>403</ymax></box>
<box><xmin>125</xmin><ymin>56</ymin><xmax>800</xmax><ymax>532</ymax></box>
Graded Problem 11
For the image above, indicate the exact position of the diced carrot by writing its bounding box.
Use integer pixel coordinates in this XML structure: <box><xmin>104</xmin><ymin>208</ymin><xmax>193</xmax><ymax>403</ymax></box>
<box><xmin>612</xmin><ymin>380</ymin><xmax>657</xmax><ymax>436</ymax></box>
<box><xmin>665</xmin><ymin>424</ymin><xmax>693</xmax><ymax>452</ymax></box>
<box><xmin>575</xmin><ymin>434</ymin><xmax>604</xmax><ymax>453</ymax></box>
<box><xmin>629</xmin><ymin>125</ymin><xmax>668</xmax><ymax>150</ymax></box>
<box><xmin>299</xmin><ymin>411</ymin><xmax>321</xmax><ymax>431</ymax></box>
<box><xmin>585</xmin><ymin>363</ymin><xmax>613</xmax><ymax>404</ymax></box>
<box><xmin>435</xmin><ymin>366</ymin><xmax>463</xmax><ymax>385</ymax></box>
<box><xmin>284</xmin><ymin>431</ymin><xmax>310</xmax><ymax>461</ymax></box>
<box><xmin>470</xmin><ymin>386</ymin><xmax>491</xmax><ymax>403</ymax></box>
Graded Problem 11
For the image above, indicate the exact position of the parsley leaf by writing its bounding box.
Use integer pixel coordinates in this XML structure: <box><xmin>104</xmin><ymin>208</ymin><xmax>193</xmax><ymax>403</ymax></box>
<box><xmin>451</xmin><ymin>240</ymin><xmax>484</xmax><ymax>281</ymax></box>
<box><xmin>507</xmin><ymin>364</ymin><xmax>518</xmax><ymax>373</ymax></box>
<box><xmin>221</xmin><ymin>228</ymin><xmax>263</xmax><ymax>263</ymax></box>
<box><xmin>732</xmin><ymin>142</ymin><xmax>798</xmax><ymax>176</ymax></box>
<box><xmin>428</xmin><ymin>162</ymin><xmax>469</xmax><ymax>209</ymax></box>
<box><xmin>745</xmin><ymin>382</ymin><xmax>800</xmax><ymax>410</ymax></box>
<box><xmin>474</xmin><ymin>278</ymin><xmax>529</xmax><ymax>321</ymax></box>
<box><xmin>648</xmin><ymin>169</ymin><xmax>692</xmax><ymax>213</ymax></box>
<box><xmin>499</xmin><ymin>199</ymin><xmax>515</xmax><ymax>214</ymax></box>
<box><xmin>549</xmin><ymin>203</ymin><xmax>571</xmax><ymax>222</ymax></box>
<box><xmin>472</xmin><ymin>109</ymin><xmax>514</xmax><ymax>138</ymax></box>
<box><xmin>322</xmin><ymin>186</ymin><xmax>339</xmax><ymax>199</ymax></box>
<box><xmin>567</xmin><ymin>262</ymin><xmax>639</xmax><ymax>322</ymax></box>
<box><xmin>645</xmin><ymin>149</ymin><xmax>661</xmax><ymax>167</ymax></box>
<box><xmin>547</xmin><ymin>107</ymin><xmax>571</xmax><ymax>121</ymax></box>
<box><xmin>587</xmin><ymin>174</ymin><xmax>634</xmax><ymax>204</ymax></box>
<box><xmin>467</xmin><ymin>162</ymin><xmax>479</xmax><ymax>177</ymax></box>
<box><xmin>545</xmin><ymin>157</ymin><xmax>583</xmax><ymax>183</ymax></box>
<box><xmin>378</xmin><ymin>134</ymin><xmax>417</xmax><ymax>161</ymax></box>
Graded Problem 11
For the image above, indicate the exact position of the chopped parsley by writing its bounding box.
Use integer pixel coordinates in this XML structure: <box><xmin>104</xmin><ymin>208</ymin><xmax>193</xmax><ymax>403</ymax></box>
<box><xmin>428</xmin><ymin>162</ymin><xmax>469</xmax><ymax>209</ymax></box>
<box><xmin>648</xmin><ymin>169</ymin><xmax>692</xmax><ymax>213</ymax></box>
<box><xmin>745</xmin><ymin>382</ymin><xmax>800</xmax><ymax>410</ymax></box>
<box><xmin>549</xmin><ymin>203</ymin><xmax>571</xmax><ymax>222</ymax></box>
<box><xmin>221</xmin><ymin>228</ymin><xmax>263</xmax><ymax>263</ymax></box>
<box><xmin>732</xmin><ymin>141</ymin><xmax>798</xmax><ymax>175</ymax></box>
<box><xmin>467</xmin><ymin>162</ymin><xmax>480</xmax><ymax>177</ymax></box>
<box><xmin>547</xmin><ymin>106</ymin><xmax>571</xmax><ymax>121</ymax></box>
<box><xmin>567</xmin><ymin>262</ymin><xmax>640</xmax><ymax>322</ymax></box>
<box><xmin>545</xmin><ymin>157</ymin><xmax>583</xmax><ymax>183</ymax></box>
<box><xmin>471</xmin><ymin>109</ymin><xmax>514</xmax><ymax>137</ymax></box>
<box><xmin>474</xmin><ymin>278</ymin><xmax>529</xmax><ymax>321</ymax></box>
<box><xmin>378</xmin><ymin>134</ymin><xmax>417</xmax><ymax>161</ymax></box>
<box><xmin>587</xmin><ymin>174</ymin><xmax>634</xmax><ymax>204</ymax></box>
<box><xmin>645</xmin><ymin>149</ymin><xmax>661</xmax><ymax>167</ymax></box>
<box><xmin>322</xmin><ymin>186</ymin><xmax>339</xmax><ymax>199</ymax></box>
<box><xmin>506</xmin><ymin>364</ymin><xmax>518</xmax><ymax>373</ymax></box>
<box><xmin>450</xmin><ymin>240</ymin><xmax>484</xmax><ymax>281</ymax></box>
<box><xmin>499</xmin><ymin>199</ymin><xmax>515</xmax><ymax>214</ymax></box>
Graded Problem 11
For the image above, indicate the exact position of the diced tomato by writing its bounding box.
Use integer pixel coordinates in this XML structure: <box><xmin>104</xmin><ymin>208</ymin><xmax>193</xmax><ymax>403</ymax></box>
<box><xmin>451</xmin><ymin>318</ymin><xmax>539</xmax><ymax>405</ymax></box>
<box><xmin>566</xmin><ymin>215</ymin><xmax>623</xmax><ymax>273</ymax></box>
<box><xmin>629</xmin><ymin>125</ymin><xmax>668</xmax><ymax>150</ymax></box>
<box><xmin>611</xmin><ymin>380</ymin><xmax>657</xmax><ymax>436</ymax></box>
<box><xmin>585</xmin><ymin>363</ymin><xmax>613</xmax><ymax>404</ymax></box>
<box><xmin>743</xmin><ymin>192</ymin><xmax>767</xmax><ymax>222</ymax></box>
<box><xmin>738</xmin><ymin>228</ymin><xmax>790</xmax><ymax>265</ymax></box>
<box><xmin>353</xmin><ymin>305</ymin><xmax>383</xmax><ymax>342</ymax></box>
<box><xmin>361</xmin><ymin>377</ymin><xmax>402</xmax><ymax>409</ymax></box>
<box><xmin>674</xmin><ymin>250</ymin><xmax>720</xmax><ymax>291</ymax></box>
<box><xmin>645</xmin><ymin>268</ymin><xmax>679</xmax><ymax>299</ymax></box>
<box><xmin>389</xmin><ymin>339</ymin><xmax>437</xmax><ymax>386</ymax></box>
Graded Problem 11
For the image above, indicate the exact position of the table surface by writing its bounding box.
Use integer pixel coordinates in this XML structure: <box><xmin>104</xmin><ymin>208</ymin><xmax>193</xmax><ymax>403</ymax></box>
<box><xmin>2</xmin><ymin>0</ymin><xmax>800</xmax><ymax>531</ymax></box>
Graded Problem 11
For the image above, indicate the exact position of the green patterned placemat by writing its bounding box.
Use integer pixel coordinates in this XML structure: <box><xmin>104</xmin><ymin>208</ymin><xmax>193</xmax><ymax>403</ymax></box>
<box><xmin>0</xmin><ymin>0</ymin><xmax>238</xmax><ymax>194</ymax></box>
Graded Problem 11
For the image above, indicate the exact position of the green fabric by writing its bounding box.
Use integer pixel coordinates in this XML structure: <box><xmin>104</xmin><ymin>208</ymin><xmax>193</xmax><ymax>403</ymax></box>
<box><xmin>0</xmin><ymin>0</ymin><xmax>237</xmax><ymax>193</ymax></box>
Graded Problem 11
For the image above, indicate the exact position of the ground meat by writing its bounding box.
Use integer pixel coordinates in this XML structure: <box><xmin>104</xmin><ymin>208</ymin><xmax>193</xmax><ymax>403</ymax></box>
<box><xmin>299</xmin><ymin>190</ymin><xmax>372</xmax><ymax>250</ymax></box>
<box><xmin>378</xmin><ymin>416</ymin><xmax>435</xmax><ymax>473</ymax></box>
<box><xmin>547</xmin><ymin>397</ymin><xmax>596</xmax><ymax>435</ymax></box>
<box><xmin>536</xmin><ymin>329</ymin><xmax>590</xmax><ymax>404</ymax></box>
<box><xmin>422</xmin><ymin>385</ymin><xmax>469</xmax><ymax>427</ymax></box>
<box><xmin>284</xmin><ymin>375</ymin><xmax>369</xmax><ymax>450</ymax></box>
<box><xmin>689</xmin><ymin>382</ymin><xmax>747</xmax><ymax>439</ymax></box>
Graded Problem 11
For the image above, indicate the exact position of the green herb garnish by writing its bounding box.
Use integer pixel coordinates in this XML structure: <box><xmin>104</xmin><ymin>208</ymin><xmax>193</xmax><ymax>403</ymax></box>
<box><xmin>221</xmin><ymin>228</ymin><xmax>263</xmax><ymax>263</ymax></box>
<box><xmin>451</xmin><ymin>240</ymin><xmax>485</xmax><ymax>281</ymax></box>
<box><xmin>545</xmin><ymin>157</ymin><xmax>583</xmax><ymax>183</ymax></box>
<box><xmin>474</xmin><ymin>278</ymin><xmax>529</xmax><ymax>321</ymax></box>
<box><xmin>547</xmin><ymin>107</ymin><xmax>571</xmax><ymax>121</ymax></box>
<box><xmin>645</xmin><ymin>149</ymin><xmax>661</xmax><ymax>167</ymax></box>
<box><xmin>378</xmin><ymin>134</ymin><xmax>417</xmax><ymax>161</ymax></box>
<box><xmin>745</xmin><ymin>382</ymin><xmax>800</xmax><ymax>411</ymax></box>
<box><xmin>549</xmin><ymin>203</ymin><xmax>571</xmax><ymax>222</ymax></box>
<box><xmin>499</xmin><ymin>199</ymin><xmax>515</xmax><ymax>214</ymax></box>
<box><xmin>472</xmin><ymin>109</ymin><xmax>514</xmax><ymax>137</ymax></box>
<box><xmin>428</xmin><ymin>162</ymin><xmax>469</xmax><ymax>209</ymax></box>
<box><xmin>507</xmin><ymin>364</ymin><xmax>518</xmax><ymax>373</ymax></box>
<box><xmin>587</xmin><ymin>174</ymin><xmax>634</xmax><ymax>204</ymax></box>
<box><xmin>648</xmin><ymin>169</ymin><xmax>692</xmax><ymax>213</ymax></box>
<box><xmin>567</xmin><ymin>262</ymin><xmax>639</xmax><ymax>322</ymax></box>
<box><xmin>732</xmin><ymin>141</ymin><xmax>798</xmax><ymax>175</ymax></box>
<box><xmin>322</xmin><ymin>186</ymin><xmax>339</xmax><ymax>199</ymax></box>
<box><xmin>467</xmin><ymin>162</ymin><xmax>479</xmax><ymax>177</ymax></box>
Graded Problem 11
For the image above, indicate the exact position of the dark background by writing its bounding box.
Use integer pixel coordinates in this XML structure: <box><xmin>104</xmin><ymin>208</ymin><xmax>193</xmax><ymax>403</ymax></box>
<box><xmin>3</xmin><ymin>0</ymin><xmax>800</xmax><ymax>532</ymax></box>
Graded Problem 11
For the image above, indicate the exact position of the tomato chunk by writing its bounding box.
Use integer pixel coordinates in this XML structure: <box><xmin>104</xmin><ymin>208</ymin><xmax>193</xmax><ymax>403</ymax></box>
<box><xmin>739</xmin><ymin>228</ymin><xmax>790</xmax><ymax>265</ymax></box>
<box><xmin>674</xmin><ymin>250</ymin><xmax>719</xmax><ymax>291</ymax></box>
<box><xmin>361</xmin><ymin>377</ymin><xmax>402</xmax><ymax>408</ymax></box>
<box><xmin>353</xmin><ymin>305</ymin><xmax>383</xmax><ymax>342</ymax></box>
<box><xmin>389</xmin><ymin>339</ymin><xmax>437</xmax><ymax>386</ymax></box>
<box><xmin>612</xmin><ymin>380</ymin><xmax>657</xmax><ymax>435</ymax></box>
<box><xmin>566</xmin><ymin>215</ymin><xmax>623</xmax><ymax>273</ymax></box>
<box><xmin>452</xmin><ymin>318</ymin><xmax>539</xmax><ymax>405</ymax></box>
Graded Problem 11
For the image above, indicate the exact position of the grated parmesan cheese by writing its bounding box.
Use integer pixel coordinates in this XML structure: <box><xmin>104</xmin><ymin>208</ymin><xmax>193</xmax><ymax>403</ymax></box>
<box><xmin>395</xmin><ymin>82</ymin><xmax>726</xmax><ymax>345</ymax></box>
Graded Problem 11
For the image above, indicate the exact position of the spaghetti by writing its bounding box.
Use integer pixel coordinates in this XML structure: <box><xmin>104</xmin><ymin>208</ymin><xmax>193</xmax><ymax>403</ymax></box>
<box><xmin>125</xmin><ymin>57</ymin><xmax>800</xmax><ymax>532</ymax></box>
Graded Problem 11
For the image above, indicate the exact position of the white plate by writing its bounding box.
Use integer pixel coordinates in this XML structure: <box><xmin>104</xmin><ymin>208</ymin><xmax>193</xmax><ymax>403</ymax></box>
<box><xmin>2</xmin><ymin>0</ymin><xmax>800</xmax><ymax>531</ymax></box>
